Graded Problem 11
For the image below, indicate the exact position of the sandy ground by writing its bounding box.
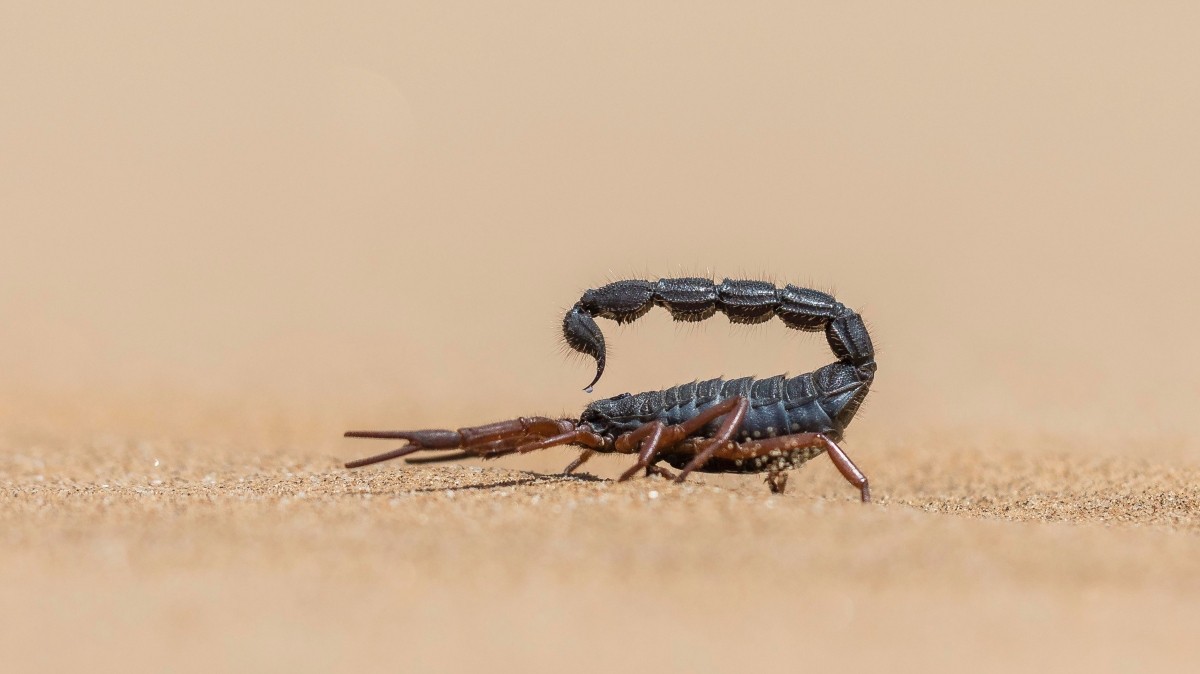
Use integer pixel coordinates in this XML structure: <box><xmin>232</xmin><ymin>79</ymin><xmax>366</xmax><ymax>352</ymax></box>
<box><xmin>5</xmin><ymin>408</ymin><xmax>1200</xmax><ymax>673</ymax></box>
<box><xmin>5</xmin><ymin>3</ymin><xmax>1200</xmax><ymax>672</ymax></box>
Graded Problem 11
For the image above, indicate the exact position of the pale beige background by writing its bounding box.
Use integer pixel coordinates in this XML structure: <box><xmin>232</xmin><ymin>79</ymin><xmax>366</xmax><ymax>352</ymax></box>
<box><xmin>2</xmin><ymin>3</ymin><xmax>1199</xmax><ymax>673</ymax></box>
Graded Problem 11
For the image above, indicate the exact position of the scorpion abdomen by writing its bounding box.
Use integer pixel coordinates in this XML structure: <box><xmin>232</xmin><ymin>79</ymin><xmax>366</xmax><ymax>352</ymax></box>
<box><xmin>581</xmin><ymin>362</ymin><xmax>869</xmax><ymax>452</ymax></box>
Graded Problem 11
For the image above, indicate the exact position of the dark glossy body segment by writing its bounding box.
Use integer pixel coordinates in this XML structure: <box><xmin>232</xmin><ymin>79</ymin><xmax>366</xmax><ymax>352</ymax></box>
<box><xmin>577</xmin><ymin>278</ymin><xmax>837</xmax><ymax>327</ymax></box>
<box><xmin>563</xmin><ymin>278</ymin><xmax>876</xmax><ymax>391</ymax></box>
<box><xmin>579</xmin><ymin>361</ymin><xmax>870</xmax><ymax>474</ymax></box>
<box><xmin>566</xmin><ymin>278</ymin><xmax>876</xmax><ymax>478</ymax></box>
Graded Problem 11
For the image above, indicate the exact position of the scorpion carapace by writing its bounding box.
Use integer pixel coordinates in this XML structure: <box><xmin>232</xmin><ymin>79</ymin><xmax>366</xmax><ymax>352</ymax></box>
<box><xmin>345</xmin><ymin>278</ymin><xmax>876</xmax><ymax>501</ymax></box>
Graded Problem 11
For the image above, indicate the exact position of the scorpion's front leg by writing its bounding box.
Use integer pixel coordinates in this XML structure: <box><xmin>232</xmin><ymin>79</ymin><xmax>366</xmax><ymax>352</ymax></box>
<box><xmin>610</xmin><ymin>396</ymin><xmax>751</xmax><ymax>484</ymax></box>
<box><xmin>561</xmin><ymin>449</ymin><xmax>596</xmax><ymax>475</ymax></box>
<box><xmin>615</xmin><ymin>421</ymin><xmax>669</xmax><ymax>482</ymax></box>
<box><xmin>674</xmin><ymin>396</ymin><xmax>751</xmax><ymax>483</ymax></box>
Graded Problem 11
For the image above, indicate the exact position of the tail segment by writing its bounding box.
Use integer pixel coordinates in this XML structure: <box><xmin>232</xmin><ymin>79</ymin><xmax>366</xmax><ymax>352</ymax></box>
<box><xmin>562</xmin><ymin>278</ymin><xmax>876</xmax><ymax>390</ymax></box>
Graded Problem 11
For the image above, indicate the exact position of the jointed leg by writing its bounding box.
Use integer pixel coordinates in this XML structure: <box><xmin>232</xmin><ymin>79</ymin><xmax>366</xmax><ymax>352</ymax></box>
<box><xmin>818</xmin><ymin>435</ymin><xmax>870</xmax><ymax>503</ymax></box>
<box><xmin>562</xmin><ymin>449</ymin><xmax>595</xmax><ymax>475</ymax></box>
<box><xmin>645</xmin><ymin>464</ymin><xmax>676</xmax><ymax>480</ymax></box>
<box><xmin>675</xmin><ymin>396</ymin><xmax>750</xmax><ymax>482</ymax></box>
<box><xmin>766</xmin><ymin>470</ymin><xmax>789</xmax><ymax>494</ymax></box>
<box><xmin>517</xmin><ymin>428</ymin><xmax>606</xmax><ymax>454</ymax></box>
<box><xmin>666</xmin><ymin>431</ymin><xmax>870</xmax><ymax>502</ymax></box>
<box><xmin>618</xmin><ymin>421</ymin><xmax>667</xmax><ymax>482</ymax></box>
<box><xmin>610</xmin><ymin>396</ymin><xmax>752</xmax><ymax>484</ymax></box>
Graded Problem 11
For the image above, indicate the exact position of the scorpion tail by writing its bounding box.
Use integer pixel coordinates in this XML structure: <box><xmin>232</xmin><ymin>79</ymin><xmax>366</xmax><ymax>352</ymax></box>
<box><xmin>563</xmin><ymin>303</ymin><xmax>606</xmax><ymax>392</ymax></box>
<box><xmin>562</xmin><ymin>278</ymin><xmax>877</xmax><ymax>390</ymax></box>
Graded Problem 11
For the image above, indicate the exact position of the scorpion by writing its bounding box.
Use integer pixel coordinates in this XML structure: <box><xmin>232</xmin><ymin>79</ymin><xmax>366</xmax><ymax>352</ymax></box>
<box><xmin>345</xmin><ymin>278</ymin><xmax>876</xmax><ymax>501</ymax></box>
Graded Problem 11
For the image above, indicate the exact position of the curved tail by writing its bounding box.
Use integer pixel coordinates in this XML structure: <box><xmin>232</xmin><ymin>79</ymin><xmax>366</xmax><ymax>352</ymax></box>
<box><xmin>562</xmin><ymin>278</ymin><xmax>875</xmax><ymax>391</ymax></box>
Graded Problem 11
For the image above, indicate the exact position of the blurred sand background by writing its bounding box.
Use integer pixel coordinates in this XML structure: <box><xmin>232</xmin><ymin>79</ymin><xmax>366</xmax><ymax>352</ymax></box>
<box><xmin>3</xmin><ymin>2</ymin><xmax>1200</xmax><ymax>672</ymax></box>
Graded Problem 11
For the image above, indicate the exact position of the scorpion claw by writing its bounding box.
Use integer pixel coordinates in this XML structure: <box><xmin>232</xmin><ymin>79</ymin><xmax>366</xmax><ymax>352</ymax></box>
<box><xmin>343</xmin><ymin>429</ymin><xmax>462</xmax><ymax>447</ymax></box>
<box><xmin>342</xmin><ymin>429</ymin><xmax>465</xmax><ymax>468</ymax></box>
<box><xmin>343</xmin><ymin>444</ymin><xmax>425</xmax><ymax>469</ymax></box>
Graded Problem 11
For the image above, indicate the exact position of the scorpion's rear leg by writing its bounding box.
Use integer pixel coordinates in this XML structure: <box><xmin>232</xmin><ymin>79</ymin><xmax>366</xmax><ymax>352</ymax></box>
<box><xmin>646</xmin><ymin>464</ymin><xmax>677</xmax><ymax>480</ymax></box>
<box><xmin>735</xmin><ymin>433</ymin><xmax>869</xmax><ymax>502</ymax></box>
<box><xmin>721</xmin><ymin>433</ymin><xmax>870</xmax><ymax>502</ymax></box>
<box><xmin>766</xmin><ymin>470</ymin><xmax>789</xmax><ymax>494</ymax></box>
<box><xmin>750</xmin><ymin>433</ymin><xmax>871</xmax><ymax>502</ymax></box>
<box><xmin>819</xmin><ymin>435</ymin><xmax>870</xmax><ymax>503</ymax></box>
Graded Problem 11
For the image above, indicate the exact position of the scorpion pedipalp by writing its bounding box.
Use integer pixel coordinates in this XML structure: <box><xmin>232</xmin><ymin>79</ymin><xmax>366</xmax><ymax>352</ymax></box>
<box><xmin>343</xmin><ymin>417</ymin><xmax>605</xmax><ymax>470</ymax></box>
<box><xmin>342</xmin><ymin>429</ymin><xmax>464</xmax><ymax>468</ymax></box>
<box><xmin>344</xmin><ymin>429</ymin><xmax>463</xmax><ymax>445</ymax></box>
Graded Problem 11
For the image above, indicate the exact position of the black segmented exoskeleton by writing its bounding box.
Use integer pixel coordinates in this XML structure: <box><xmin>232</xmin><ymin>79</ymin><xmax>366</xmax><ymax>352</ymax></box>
<box><xmin>345</xmin><ymin>278</ymin><xmax>876</xmax><ymax>501</ymax></box>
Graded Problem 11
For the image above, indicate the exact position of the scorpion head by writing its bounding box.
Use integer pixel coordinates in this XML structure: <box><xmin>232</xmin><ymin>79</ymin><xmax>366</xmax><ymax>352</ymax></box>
<box><xmin>814</xmin><ymin>362</ymin><xmax>875</xmax><ymax>431</ymax></box>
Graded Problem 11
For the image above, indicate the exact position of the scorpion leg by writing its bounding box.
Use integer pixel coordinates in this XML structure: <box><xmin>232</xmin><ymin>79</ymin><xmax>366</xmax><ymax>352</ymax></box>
<box><xmin>562</xmin><ymin>449</ymin><xmax>595</xmax><ymax>475</ymax></box>
<box><xmin>817</xmin><ymin>434</ymin><xmax>870</xmax><ymax>503</ymax></box>
<box><xmin>766</xmin><ymin>470</ymin><xmax>789</xmax><ymax>494</ymax></box>
<box><xmin>709</xmin><ymin>432</ymin><xmax>870</xmax><ymax>502</ymax></box>
<box><xmin>617</xmin><ymin>421</ymin><xmax>668</xmax><ymax>482</ymax></box>
<box><xmin>645</xmin><ymin>464</ymin><xmax>677</xmax><ymax>480</ymax></box>
<box><xmin>611</xmin><ymin>395</ymin><xmax>750</xmax><ymax>483</ymax></box>
<box><xmin>675</xmin><ymin>396</ymin><xmax>751</xmax><ymax>483</ymax></box>
<box><xmin>609</xmin><ymin>396</ymin><xmax>753</xmax><ymax>484</ymax></box>
<box><xmin>517</xmin><ymin>429</ymin><xmax>606</xmax><ymax>454</ymax></box>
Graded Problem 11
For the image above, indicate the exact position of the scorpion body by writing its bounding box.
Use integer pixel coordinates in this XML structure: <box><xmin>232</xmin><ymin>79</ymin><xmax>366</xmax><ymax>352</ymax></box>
<box><xmin>582</xmin><ymin>366</ymin><xmax>862</xmax><ymax>474</ymax></box>
<box><xmin>346</xmin><ymin>278</ymin><xmax>876</xmax><ymax>500</ymax></box>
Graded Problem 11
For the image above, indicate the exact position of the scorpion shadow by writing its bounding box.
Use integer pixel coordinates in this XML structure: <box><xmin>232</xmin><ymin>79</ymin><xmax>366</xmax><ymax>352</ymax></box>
<box><xmin>408</xmin><ymin>471</ymin><xmax>605</xmax><ymax>493</ymax></box>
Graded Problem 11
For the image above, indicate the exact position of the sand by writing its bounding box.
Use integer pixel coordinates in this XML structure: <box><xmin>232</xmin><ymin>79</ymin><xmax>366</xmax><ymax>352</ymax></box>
<box><xmin>5</xmin><ymin>3</ymin><xmax>1200</xmax><ymax>672</ymax></box>
<box><xmin>4</xmin><ymin>412</ymin><xmax>1200</xmax><ymax>673</ymax></box>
